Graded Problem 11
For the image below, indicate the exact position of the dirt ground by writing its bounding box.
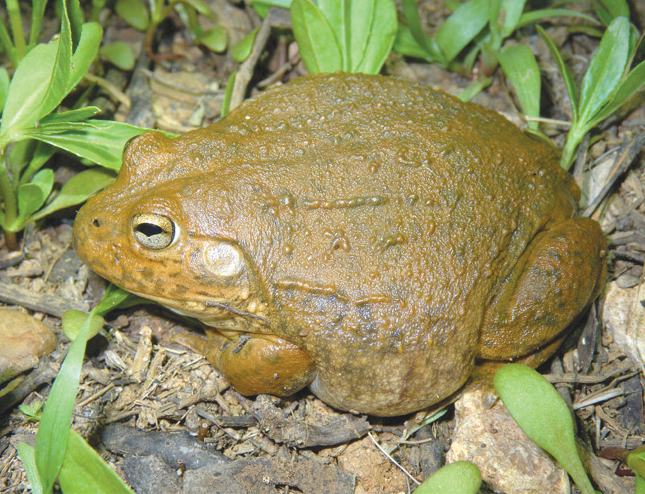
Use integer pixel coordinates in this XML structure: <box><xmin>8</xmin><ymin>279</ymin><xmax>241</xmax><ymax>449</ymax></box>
<box><xmin>1</xmin><ymin>1</ymin><xmax>644</xmax><ymax>493</ymax></box>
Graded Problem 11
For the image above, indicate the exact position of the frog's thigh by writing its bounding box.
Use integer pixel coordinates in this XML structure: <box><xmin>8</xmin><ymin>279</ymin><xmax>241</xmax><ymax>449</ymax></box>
<box><xmin>204</xmin><ymin>331</ymin><xmax>317</xmax><ymax>397</ymax></box>
<box><xmin>478</xmin><ymin>217</ymin><xmax>606</xmax><ymax>360</ymax></box>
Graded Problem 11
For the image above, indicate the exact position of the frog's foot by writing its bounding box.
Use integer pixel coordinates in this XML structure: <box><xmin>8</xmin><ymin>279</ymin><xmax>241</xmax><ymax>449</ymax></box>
<box><xmin>202</xmin><ymin>330</ymin><xmax>317</xmax><ymax>397</ymax></box>
<box><xmin>478</xmin><ymin>217</ymin><xmax>606</xmax><ymax>361</ymax></box>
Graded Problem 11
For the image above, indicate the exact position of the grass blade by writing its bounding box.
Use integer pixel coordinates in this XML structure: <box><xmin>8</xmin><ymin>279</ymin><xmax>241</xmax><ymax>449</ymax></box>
<box><xmin>536</xmin><ymin>24</ymin><xmax>579</xmax><ymax>123</ymax></box>
<box><xmin>35</xmin><ymin>309</ymin><xmax>95</xmax><ymax>493</ymax></box>
<box><xmin>16</xmin><ymin>443</ymin><xmax>44</xmax><ymax>494</ymax></box>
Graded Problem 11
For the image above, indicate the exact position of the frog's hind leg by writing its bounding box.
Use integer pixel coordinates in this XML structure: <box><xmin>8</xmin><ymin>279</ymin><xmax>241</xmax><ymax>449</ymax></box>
<box><xmin>477</xmin><ymin>216</ymin><xmax>606</xmax><ymax>363</ymax></box>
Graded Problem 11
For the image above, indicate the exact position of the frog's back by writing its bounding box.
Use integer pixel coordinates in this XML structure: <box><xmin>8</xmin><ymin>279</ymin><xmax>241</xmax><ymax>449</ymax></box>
<box><xmin>174</xmin><ymin>73</ymin><xmax>574</xmax><ymax>304</ymax></box>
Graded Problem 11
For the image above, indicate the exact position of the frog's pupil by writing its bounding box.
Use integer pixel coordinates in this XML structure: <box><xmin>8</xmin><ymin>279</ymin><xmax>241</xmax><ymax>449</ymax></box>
<box><xmin>136</xmin><ymin>223</ymin><xmax>163</xmax><ymax>237</ymax></box>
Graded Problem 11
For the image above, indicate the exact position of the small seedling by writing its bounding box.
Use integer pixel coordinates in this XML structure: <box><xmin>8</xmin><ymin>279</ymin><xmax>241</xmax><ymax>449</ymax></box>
<box><xmin>290</xmin><ymin>0</ymin><xmax>397</xmax><ymax>75</ymax></box>
<box><xmin>394</xmin><ymin>0</ymin><xmax>596</xmax><ymax>76</ymax></box>
<box><xmin>538</xmin><ymin>15</ymin><xmax>645</xmax><ymax>170</ymax></box>
<box><xmin>494</xmin><ymin>364</ymin><xmax>599</xmax><ymax>494</ymax></box>
<box><xmin>115</xmin><ymin>0</ymin><xmax>228</xmax><ymax>58</ymax></box>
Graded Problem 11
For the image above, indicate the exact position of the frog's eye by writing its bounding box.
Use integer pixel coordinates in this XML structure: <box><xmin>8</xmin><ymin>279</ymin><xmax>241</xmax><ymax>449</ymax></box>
<box><xmin>131</xmin><ymin>213</ymin><xmax>176</xmax><ymax>250</ymax></box>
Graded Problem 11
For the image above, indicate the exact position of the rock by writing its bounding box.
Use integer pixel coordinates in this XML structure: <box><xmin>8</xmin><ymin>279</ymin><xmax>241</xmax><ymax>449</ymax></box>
<box><xmin>446</xmin><ymin>388</ymin><xmax>569</xmax><ymax>494</ymax></box>
<box><xmin>603</xmin><ymin>280</ymin><xmax>645</xmax><ymax>368</ymax></box>
<box><xmin>0</xmin><ymin>309</ymin><xmax>56</xmax><ymax>384</ymax></box>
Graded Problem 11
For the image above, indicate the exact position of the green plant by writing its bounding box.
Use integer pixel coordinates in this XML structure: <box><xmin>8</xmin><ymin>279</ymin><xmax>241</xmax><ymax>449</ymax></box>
<box><xmin>115</xmin><ymin>0</ymin><xmax>228</xmax><ymax>59</ymax></box>
<box><xmin>290</xmin><ymin>0</ymin><xmax>397</xmax><ymax>75</ymax></box>
<box><xmin>252</xmin><ymin>0</ymin><xmax>397</xmax><ymax>75</ymax></box>
<box><xmin>17</xmin><ymin>305</ymin><xmax>134</xmax><ymax>494</ymax></box>
<box><xmin>538</xmin><ymin>15</ymin><xmax>645</xmax><ymax>170</ymax></box>
<box><xmin>395</xmin><ymin>0</ymin><xmax>597</xmax><ymax>76</ymax></box>
<box><xmin>0</xmin><ymin>0</ymin><xmax>149</xmax><ymax>250</ymax></box>
<box><xmin>494</xmin><ymin>364</ymin><xmax>599</xmax><ymax>494</ymax></box>
<box><xmin>412</xmin><ymin>461</ymin><xmax>481</xmax><ymax>494</ymax></box>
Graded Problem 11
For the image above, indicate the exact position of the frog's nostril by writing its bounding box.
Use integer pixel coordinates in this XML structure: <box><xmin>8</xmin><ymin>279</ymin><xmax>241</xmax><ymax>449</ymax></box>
<box><xmin>92</xmin><ymin>219</ymin><xmax>100</xmax><ymax>227</ymax></box>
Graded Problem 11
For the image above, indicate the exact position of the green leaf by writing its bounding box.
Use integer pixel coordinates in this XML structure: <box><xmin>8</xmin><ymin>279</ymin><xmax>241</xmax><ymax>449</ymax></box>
<box><xmin>318</xmin><ymin>0</ymin><xmax>396</xmax><ymax>73</ymax></box>
<box><xmin>318</xmin><ymin>0</ymin><xmax>351</xmax><ymax>70</ymax></box>
<box><xmin>435</xmin><ymin>0</ymin><xmax>489</xmax><ymax>62</ymax></box>
<box><xmin>517</xmin><ymin>9</ymin><xmax>600</xmax><ymax>30</ymax></box>
<box><xmin>59</xmin><ymin>430</ymin><xmax>134</xmax><ymax>494</ymax></box>
<box><xmin>494</xmin><ymin>364</ymin><xmax>597</xmax><ymax>494</ymax></box>
<box><xmin>393</xmin><ymin>24</ymin><xmax>438</xmax><ymax>61</ymax></box>
<box><xmin>100</xmin><ymin>42</ymin><xmax>135</xmax><ymax>70</ymax></box>
<box><xmin>16</xmin><ymin>168</ymin><xmax>54</xmax><ymax>224</ymax></box>
<box><xmin>400</xmin><ymin>0</ymin><xmax>444</xmax><ymax>62</ymax></box>
<box><xmin>413</xmin><ymin>461</ymin><xmax>482</xmax><ymax>494</ymax></box>
<box><xmin>181</xmin><ymin>0</ymin><xmax>212</xmax><ymax>16</ymax></box>
<box><xmin>0</xmin><ymin>67</ymin><xmax>9</xmax><ymax>113</ymax></box>
<box><xmin>252</xmin><ymin>0</ymin><xmax>292</xmax><ymax>17</ymax></box>
<box><xmin>32</xmin><ymin>167</ymin><xmax>116</xmax><ymax>221</ymax></box>
<box><xmin>499</xmin><ymin>0</ymin><xmax>527</xmax><ymax>36</ymax></box>
<box><xmin>231</xmin><ymin>27</ymin><xmax>259</xmax><ymax>63</ymax></box>
<box><xmin>221</xmin><ymin>71</ymin><xmax>236</xmax><ymax>118</ymax></box>
<box><xmin>0</xmin><ymin>1</ymin><xmax>73</xmax><ymax>138</ymax></box>
<box><xmin>599</xmin><ymin>0</ymin><xmax>631</xmax><ymax>19</ymax></box>
<box><xmin>291</xmin><ymin>0</ymin><xmax>343</xmax><ymax>74</ymax></box>
<box><xmin>536</xmin><ymin>25</ymin><xmax>579</xmax><ymax>123</ymax></box>
<box><xmin>457</xmin><ymin>77</ymin><xmax>492</xmax><ymax>101</ymax></box>
<box><xmin>350</xmin><ymin>0</ymin><xmax>397</xmax><ymax>74</ymax></box>
<box><xmin>34</xmin><ymin>304</ymin><xmax>94</xmax><ymax>493</ymax></box>
<box><xmin>67</xmin><ymin>0</ymin><xmax>84</xmax><ymax>49</ymax></box>
<box><xmin>95</xmin><ymin>283</ymin><xmax>150</xmax><ymax>316</ymax></box>
<box><xmin>69</xmin><ymin>22</ymin><xmax>104</xmax><ymax>90</ymax></box>
<box><xmin>61</xmin><ymin>310</ymin><xmax>105</xmax><ymax>341</ymax></box>
<box><xmin>25</xmin><ymin>120</ymin><xmax>149</xmax><ymax>170</ymax></box>
<box><xmin>578</xmin><ymin>16</ymin><xmax>630</xmax><ymax>125</ymax></box>
<box><xmin>196</xmin><ymin>26</ymin><xmax>228</xmax><ymax>53</ymax></box>
<box><xmin>39</xmin><ymin>107</ymin><xmax>101</xmax><ymax>126</ymax></box>
<box><xmin>498</xmin><ymin>45</ymin><xmax>541</xmax><ymax>129</ymax></box>
<box><xmin>115</xmin><ymin>0</ymin><xmax>149</xmax><ymax>31</ymax></box>
<box><xmin>16</xmin><ymin>443</ymin><xmax>44</xmax><ymax>494</ymax></box>
<box><xmin>18</xmin><ymin>141</ymin><xmax>55</xmax><ymax>186</ymax></box>
<box><xmin>29</xmin><ymin>0</ymin><xmax>48</xmax><ymax>48</ymax></box>
<box><xmin>591</xmin><ymin>58</ymin><xmax>645</xmax><ymax>126</ymax></box>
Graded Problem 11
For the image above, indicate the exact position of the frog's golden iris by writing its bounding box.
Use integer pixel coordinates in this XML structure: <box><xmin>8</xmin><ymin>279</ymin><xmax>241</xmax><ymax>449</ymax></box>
<box><xmin>73</xmin><ymin>73</ymin><xmax>606</xmax><ymax>416</ymax></box>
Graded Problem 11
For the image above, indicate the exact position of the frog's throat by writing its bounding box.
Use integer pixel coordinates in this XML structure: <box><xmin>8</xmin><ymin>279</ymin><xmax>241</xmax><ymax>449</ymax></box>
<box><xmin>125</xmin><ymin>288</ymin><xmax>270</xmax><ymax>329</ymax></box>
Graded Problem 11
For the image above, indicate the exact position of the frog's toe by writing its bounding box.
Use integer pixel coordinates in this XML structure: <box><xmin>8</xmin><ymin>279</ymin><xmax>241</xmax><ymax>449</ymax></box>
<box><xmin>478</xmin><ymin>217</ymin><xmax>606</xmax><ymax>361</ymax></box>
<box><xmin>203</xmin><ymin>331</ymin><xmax>317</xmax><ymax>397</ymax></box>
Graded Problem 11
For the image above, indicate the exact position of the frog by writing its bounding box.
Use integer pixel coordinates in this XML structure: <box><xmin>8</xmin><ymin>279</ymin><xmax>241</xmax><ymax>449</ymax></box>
<box><xmin>73</xmin><ymin>72</ymin><xmax>606</xmax><ymax>417</ymax></box>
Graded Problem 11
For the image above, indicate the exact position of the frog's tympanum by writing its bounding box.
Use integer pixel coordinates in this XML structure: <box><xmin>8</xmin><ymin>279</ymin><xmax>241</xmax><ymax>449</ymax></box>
<box><xmin>74</xmin><ymin>73</ymin><xmax>606</xmax><ymax>416</ymax></box>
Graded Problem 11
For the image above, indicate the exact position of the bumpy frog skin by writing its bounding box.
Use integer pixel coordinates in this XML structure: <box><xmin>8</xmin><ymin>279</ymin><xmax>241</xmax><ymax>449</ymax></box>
<box><xmin>73</xmin><ymin>73</ymin><xmax>606</xmax><ymax>416</ymax></box>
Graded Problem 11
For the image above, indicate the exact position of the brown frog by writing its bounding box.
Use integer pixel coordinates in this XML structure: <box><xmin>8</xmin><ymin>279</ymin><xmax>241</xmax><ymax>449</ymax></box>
<box><xmin>73</xmin><ymin>73</ymin><xmax>606</xmax><ymax>416</ymax></box>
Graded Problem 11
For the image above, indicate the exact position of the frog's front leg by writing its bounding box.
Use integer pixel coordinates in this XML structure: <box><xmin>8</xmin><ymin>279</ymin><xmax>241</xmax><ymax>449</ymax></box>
<box><xmin>200</xmin><ymin>330</ymin><xmax>317</xmax><ymax>396</ymax></box>
<box><xmin>478</xmin><ymin>217</ymin><xmax>606</xmax><ymax>362</ymax></box>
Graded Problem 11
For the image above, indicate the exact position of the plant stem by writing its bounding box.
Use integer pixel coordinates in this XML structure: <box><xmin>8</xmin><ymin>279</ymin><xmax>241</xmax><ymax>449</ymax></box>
<box><xmin>5</xmin><ymin>0</ymin><xmax>26</xmax><ymax>60</ymax></box>
<box><xmin>560</xmin><ymin>130</ymin><xmax>584</xmax><ymax>171</ymax></box>
<box><xmin>0</xmin><ymin>151</ymin><xmax>20</xmax><ymax>250</ymax></box>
